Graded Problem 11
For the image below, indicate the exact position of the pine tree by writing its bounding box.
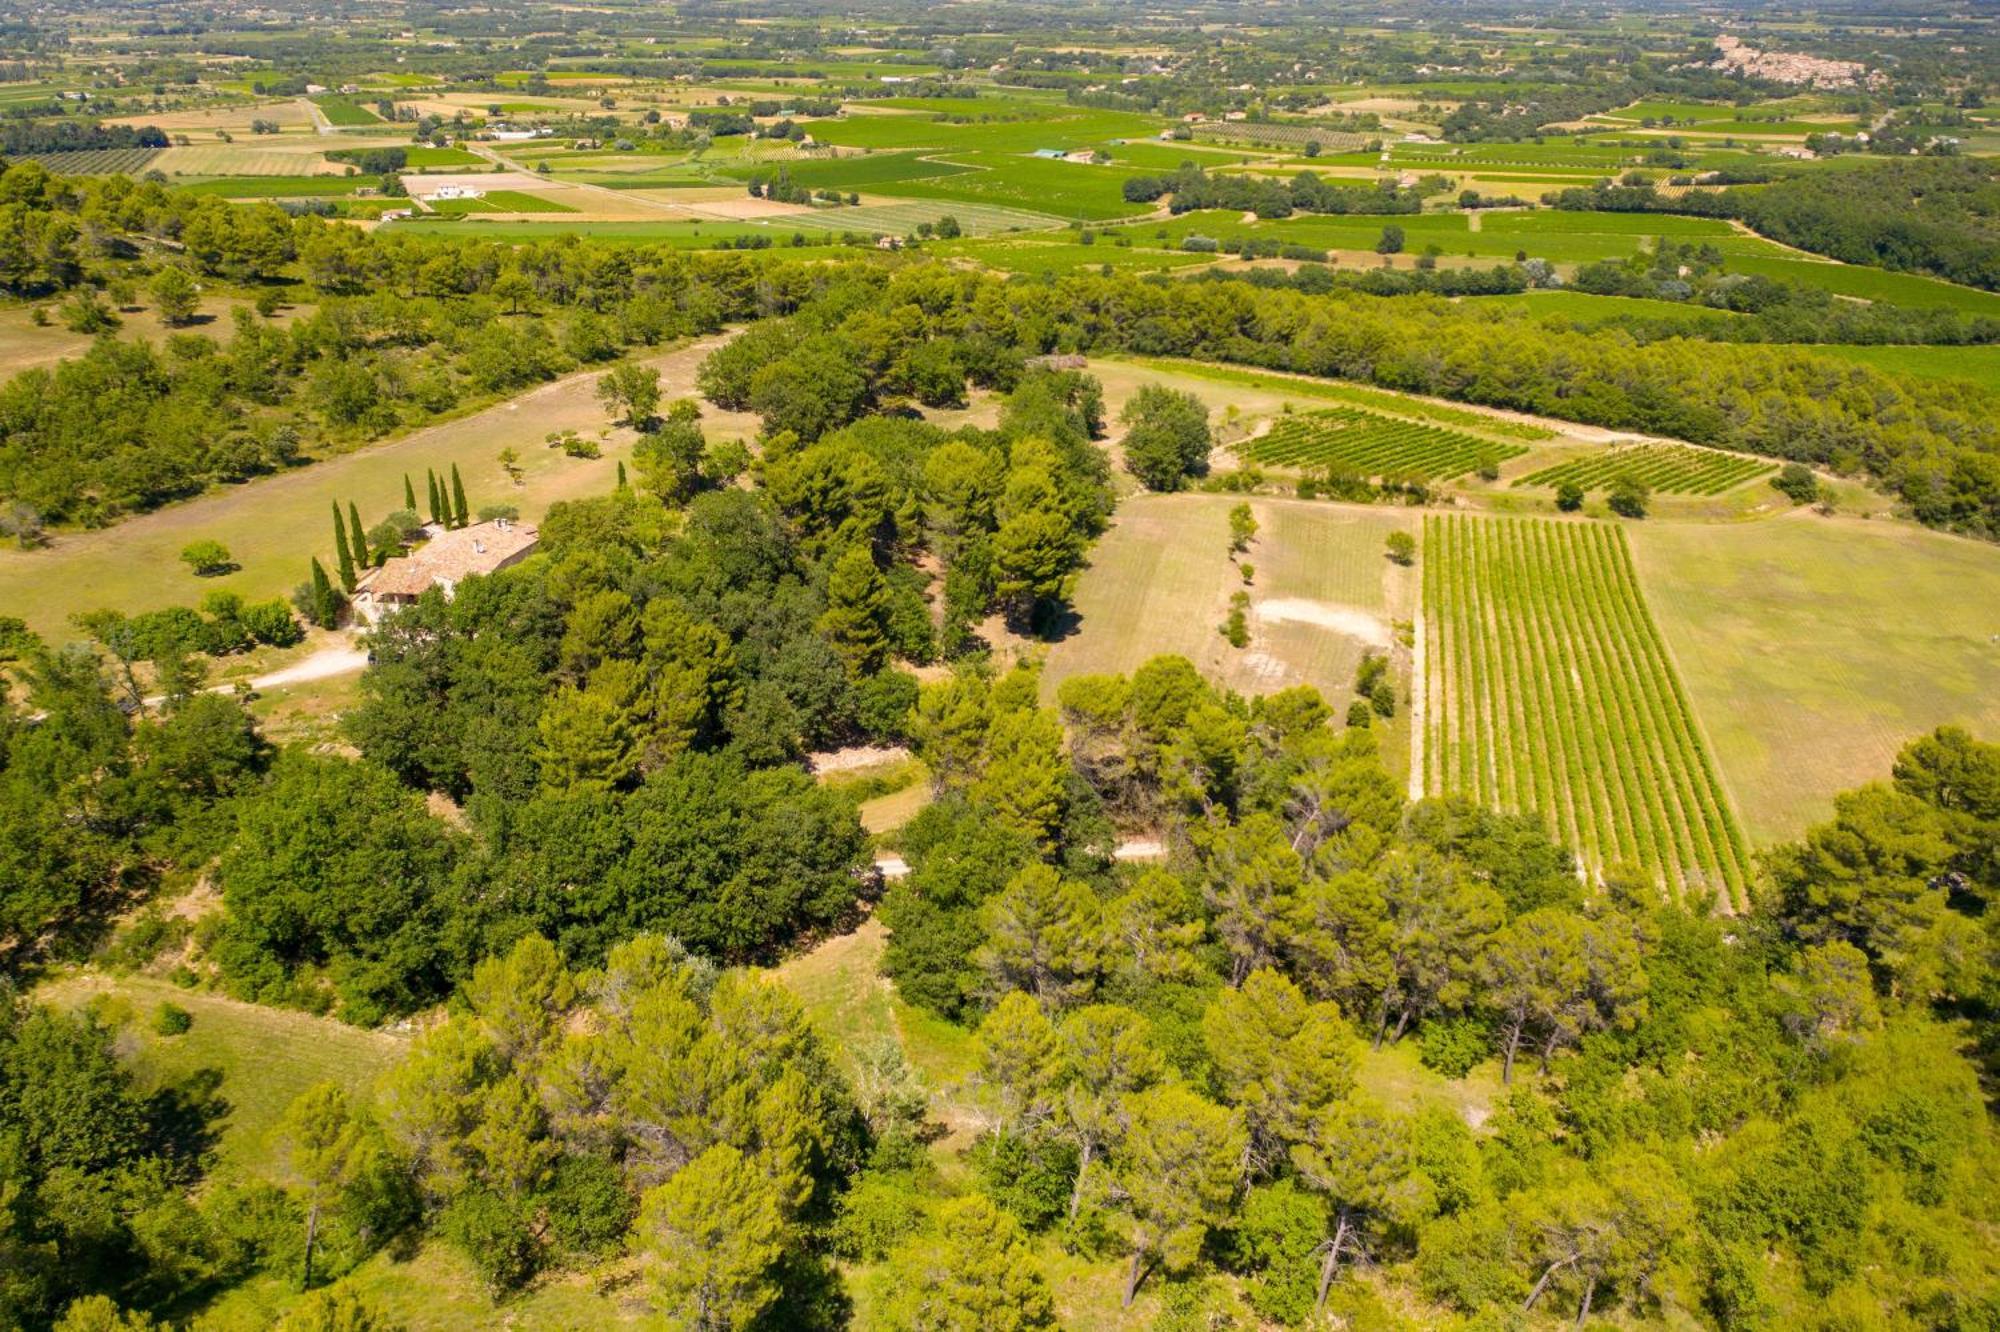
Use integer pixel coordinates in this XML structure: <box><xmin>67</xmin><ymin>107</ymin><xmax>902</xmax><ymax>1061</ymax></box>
<box><xmin>348</xmin><ymin>501</ymin><xmax>366</xmax><ymax>569</ymax></box>
<box><xmin>816</xmin><ymin>544</ymin><xmax>892</xmax><ymax>676</ymax></box>
<box><xmin>404</xmin><ymin>473</ymin><xmax>418</xmax><ymax>511</ymax></box>
<box><xmin>451</xmin><ymin>463</ymin><xmax>469</xmax><ymax>528</ymax></box>
<box><xmin>633</xmin><ymin>1144</ymin><xmax>786</xmax><ymax>1330</ymax></box>
<box><xmin>878</xmin><ymin>1195</ymin><xmax>1057</xmax><ymax>1331</ymax></box>
<box><xmin>331</xmin><ymin>502</ymin><xmax>356</xmax><ymax>593</ymax></box>
<box><xmin>975</xmin><ymin>864</ymin><xmax>1106</xmax><ymax>1012</ymax></box>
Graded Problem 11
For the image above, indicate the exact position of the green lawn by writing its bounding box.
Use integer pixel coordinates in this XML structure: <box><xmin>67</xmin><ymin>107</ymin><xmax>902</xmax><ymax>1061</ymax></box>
<box><xmin>404</xmin><ymin>145</ymin><xmax>486</xmax><ymax>169</ymax></box>
<box><xmin>309</xmin><ymin>95</ymin><xmax>383</xmax><ymax>127</ymax></box>
<box><xmin>712</xmin><ymin>150</ymin><xmax>980</xmax><ymax>188</ymax></box>
<box><xmin>870</xmin><ymin>151</ymin><xmax>1157</xmax><ymax>221</ymax></box>
<box><xmin>1628</xmin><ymin>514</ymin><xmax>2000</xmax><ymax>844</ymax></box>
<box><xmin>1720</xmin><ymin>253</ymin><xmax>2000</xmax><ymax>314</ymax></box>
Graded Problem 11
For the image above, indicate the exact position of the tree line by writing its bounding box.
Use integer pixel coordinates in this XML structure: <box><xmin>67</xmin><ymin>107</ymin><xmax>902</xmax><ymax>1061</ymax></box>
<box><xmin>14</xmin><ymin>627</ymin><xmax>1993</xmax><ymax>1327</ymax></box>
<box><xmin>1122</xmin><ymin>164</ymin><xmax>1432</xmax><ymax>219</ymax></box>
<box><xmin>705</xmin><ymin>264</ymin><xmax>2000</xmax><ymax>540</ymax></box>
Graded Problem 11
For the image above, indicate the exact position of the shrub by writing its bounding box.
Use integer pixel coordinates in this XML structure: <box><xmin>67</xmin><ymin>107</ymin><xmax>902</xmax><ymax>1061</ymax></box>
<box><xmin>1220</xmin><ymin>591</ymin><xmax>1250</xmax><ymax>648</ymax></box>
<box><xmin>240</xmin><ymin>599</ymin><xmax>304</xmax><ymax>647</ymax></box>
<box><xmin>1419</xmin><ymin>1015</ymin><xmax>1491</xmax><ymax>1078</ymax></box>
<box><xmin>1772</xmin><ymin>461</ymin><xmax>1822</xmax><ymax>505</ymax></box>
<box><xmin>1607</xmin><ymin>474</ymin><xmax>1650</xmax><ymax>519</ymax></box>
<box><xmin>440</xmin><ymin>1188</ymin><xmax>539</xmax><ymax>1293</ymax></box>
<box><xmin>1555</xmin><ymin>480</ymin><xmax>1586</xmax><ymax>512</ymax></box>
<box><xmin>152</xmin><ymin>1002</ymin><xmax>193</xmax><ymax>1036</ymax></box>
<box><xmin>1385</xmin><ymin>530</ymin><xmax>1416</xmax><ymax>565</ymax></box>
<box><xmin>180</xmin><ymin>539</ymin><xmax>234</xmax><ymax>576</ymax></box>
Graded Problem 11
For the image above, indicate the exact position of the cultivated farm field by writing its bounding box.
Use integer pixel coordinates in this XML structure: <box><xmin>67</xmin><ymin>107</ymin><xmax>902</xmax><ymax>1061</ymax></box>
<box><xmin>1516</xmin><ymin>443</ymin><xmax>1776</xmax><ymax>496</ymax></box>
<box><xmin>19</xmin><ymin>146</ymin><xmax>162</xmax><ymax>174</ymax></box>
<box><xmin>1243</xmin><ymin>406</ymin><xmax>1530</xmax><ymax>480</ymax></box>
<box><xmin>777</xmin><ymin>198</ymin><xmax>1061</xmax><ymax>235</ymax></box>
<box><xmin>1118</xmin><ymin>357</ymin><xmax>1556</xmax><ymax>441</ymax></box>
<box><xmin>1423</xmin><ymin>514</ymin><xmax>1753</xmax><ymax>905</ymax></box>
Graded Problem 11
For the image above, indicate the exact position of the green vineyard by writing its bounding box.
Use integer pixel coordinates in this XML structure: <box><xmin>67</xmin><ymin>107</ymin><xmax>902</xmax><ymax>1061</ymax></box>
<box><xmin>1515</xmin><ymin>443</ymin><xmax>1775</xmax><ymax>496</ymax></box>
<box><xmin>1422</xmin><ymin>514</ymin><xmax>1752</xmax><ymax>905</ymax></box>
<box><xmin>1239</xmin><ymin>407</ymin><xmax>1528</xmax><ymax>480</ymax></box>
<box><xmin>20</xmin><ymin>147</ymin><xmax>163</xmax><ymax>175</ymax></box>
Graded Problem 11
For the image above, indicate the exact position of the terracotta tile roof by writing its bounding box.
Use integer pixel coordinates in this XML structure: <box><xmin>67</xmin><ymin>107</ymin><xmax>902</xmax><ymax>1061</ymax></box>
<box><xmin>359</xmin><ymin>520</ymin><xmax>539</xmax><ymax>599</ymax></box>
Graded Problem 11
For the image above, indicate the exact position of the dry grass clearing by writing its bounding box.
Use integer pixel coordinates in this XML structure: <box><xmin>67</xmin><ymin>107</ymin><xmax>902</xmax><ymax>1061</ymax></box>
<box><xmin>1043</xmin><ymin>493</ymin><xmax>1417</xmax><ymax>783</ymax></box>
<box><xmin>103</xmin><ymin>99</ymin><xmax>313</xmax><ymax>133</ymax></box>
<box><xmin>1629</xmin><ymin>512</ymin><xmax>2000</xmax><ymax>845</ymax></box>
<box><xmin>0</xmin><ymin>294</ymin><xmax>300</xmax><ymax>377</ymax></box>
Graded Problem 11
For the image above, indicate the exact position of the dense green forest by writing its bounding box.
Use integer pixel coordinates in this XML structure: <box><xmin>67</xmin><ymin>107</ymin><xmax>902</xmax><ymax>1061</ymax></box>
<box><xmin>7</xmin><ymin>622</ymin><xmax>1997</xmax><ymax>1327</ymax></box>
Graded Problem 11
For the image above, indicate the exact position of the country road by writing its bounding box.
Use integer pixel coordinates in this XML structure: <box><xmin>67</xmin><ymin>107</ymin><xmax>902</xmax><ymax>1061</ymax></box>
<box><xmin>140</xmin><ymin>641</ymin><xmax>369</xmax><ymax>710</ymax></box>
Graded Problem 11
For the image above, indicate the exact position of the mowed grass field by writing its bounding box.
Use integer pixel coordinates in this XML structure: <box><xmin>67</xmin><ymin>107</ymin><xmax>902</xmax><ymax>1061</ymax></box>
<box><xmin>1780</xmin><ymin>342</ymin><xmax>2000</xmax><ymax>393</ymax></box>
<box><xmin>1044</xmin><ymin>493</ymin><xmax>1416</xmax><ymax>784</ymax></box>
<box><xmin>430</xmin><ymin>188</ymin><xmax>579</xmax><ymax>214</ymax></box>
<box><xmin>1423</xmin><ymin>515</ymin><xmax>1753</xmax><ymax>905</ymax></box>
<box><xmin>869</xmin><ymin>151</ymin><xmax>1157</xmax><ymax>220</ymax></box>
<box><xmin>1628</xmin><ymin>514</ymin><xmax>2000</xmax><ymax>845</ymax></box>
<box><xmin>0</xmin><ymin>336</ymin><xmax>753</xmax><ymax>641</ymax></box>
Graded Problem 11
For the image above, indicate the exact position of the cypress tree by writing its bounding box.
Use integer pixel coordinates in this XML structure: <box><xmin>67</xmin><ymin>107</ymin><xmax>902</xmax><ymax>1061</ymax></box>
<box><xmin>426</xmin><ymin>469</ymin><xmax>443</xmax><ymax>526</ymax></box>
<box><xmin>308</xmin><ymin>557</ymin><xmax>338</xmax><ymax>628</ymax></box>
<box><xmin>450</xmin><ymin>463</ymin><xmax>469</xmax><ymax>528</ymax></box>
<box><xmin>617</xmin><ymin>459</ymin><xmax>628</xmax><ymax>490</ymax></box>
<box><xmin>403</xmin><ymin>473</ymin><xmax>417</xmax><ymax>512</ymax></box>
<box><xmin>332</xmin><ymin>502</ymin><xmax>356</xmax><ymax>592</ymax></box>
<box><xmin>348</xmin><ymin>501</ymin><xmax>367</xmax><ymax>567</ymax></box>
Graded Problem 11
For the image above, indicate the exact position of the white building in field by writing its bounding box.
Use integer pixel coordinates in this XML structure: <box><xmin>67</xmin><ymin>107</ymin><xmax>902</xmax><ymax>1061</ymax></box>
<box><xmin>427</xmin><ymin>183</ymin><xmax>485</xmax><ymax>201</ymax></box>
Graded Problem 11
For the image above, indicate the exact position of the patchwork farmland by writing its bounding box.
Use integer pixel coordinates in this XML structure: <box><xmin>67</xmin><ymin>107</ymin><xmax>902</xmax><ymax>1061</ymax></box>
<box><xmin>1422</xmin><ymin>514</ymin><xmax>1753</xmax><ymax>905</ymax></box>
